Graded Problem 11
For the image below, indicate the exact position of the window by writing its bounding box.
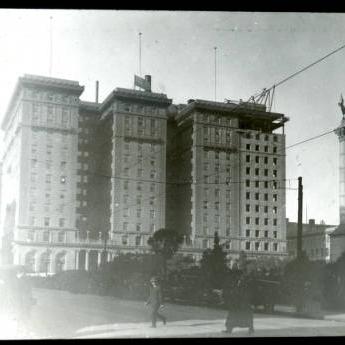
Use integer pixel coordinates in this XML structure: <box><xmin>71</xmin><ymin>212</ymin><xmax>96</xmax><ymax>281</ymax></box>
<box><xmin>246</xmin><ymin>180</ymin><xmax>250</xmax><ymax>187</ymax></box>
<box><xmin>136</xmin><ymin>223</ymin><xmax>141</xmax><ymax>232</ymax></box>
<box><xmin>255</xmin><ymin>145</ymin><xmax>259</xmax><ymax>151</ymax></box>
<box><xmin>264</xmin><ymin>206</ymin><xmax>268</xmax><ymax>213</ymax></box>
<box><xmin>273</xmin><ymin>231</ymin><xmax>277</xmax><ymax>238</ymax></box>
<box><xmin>264</xmin><ymin>218</ymin><xmax>269</xmax><ymax>225</ymax></box>
<box><xmin>273</xmin><ymin>219</ymin><xmax>277</xmax><ymax>226</ymax></box>
<box><xmin>246</xmin><ymin>155</ymin><xmax>250</xmax><ymax>163</ymax></box>
<box><xmin>59</xmin><ymin>218</ymin><xmax>65</xmax><ymax>227</ymax></box>
<box><xmin>264</xmin><ymin>156</ymin><xmax>268</xmax><ymax>164</ymax></box>
<box><xmin>273</xmin><ymin>194</ymin><xmax>278</xmax><ymax>202</ymax></box>
<box><xmin>264</xmin><ymin>135</ymin><xmax>269</xmax><ymax>141</ymax></box>
<box><xmin>273</xmin><ymin>146</ymin><xmax>277</xmax><ymax>153</ymax></box>
<box><xmin>264</xmin><ymin>146</ymin><xmax>268</xmax><ymax>152</ymax></box>
<box><xmin>245</xmin><ymin>242</ymin><xmax>251</xmax><ymax>250</ymax></box>
<box><xmin>273</xmin><ymin>243</ymin><xmax>278</xmax><ymax>251</ymax></box>
<box><xmin>44</xmin><ymin>217</ymin><xmax>50</xmax><ymax>227</ymax></box>
<box><xmin>255</xmin><ymin>218</ymin><xmax>259</xmax><ymax>225</ymax></box>
<box><xmin>273</xmin><ymin>206</ymin><xmax>278</xmax><ymax>214</ymax></box>
<box><xmin>255</xmin><ymin>168</ymin><xmax>259</xmax><ymax>176</ymax></box>
<box><xmin>255</xmin><ymin>134</ymin><xmax>260</xmax><ymax>140</ymax></box>
<box><xmin>255</xmin><ymin>242</ymin><xmax>260</xmax><ymax>251</ymax></box>
<box><xmin>264</xmin><ymin>181</ymin><xmax>268</xmax><ymax>188</ymax></box>
<box><xmin>264</xmin><ymin>230</ymin><xmax>268</xmax><ymax>238</ymax></box>
<box><xmin>246</xmin><ymin>217</ymin><xmax>250</xmax><ymax>225</ymax></box>
<box><xmin>273</xmin><ymin>170</ymin><xmax>277</xmax><ymax>178</ymax></box>
<box><xmin>215</xmin><ymin>189</ymin><xmax>220</xmax><ymax>198</ymax></box>
<box><xmin>246</xmin><ymin>144</ymin><xmax>251</xmax><ymax>150</ymax></box>
<box><xmin>255</xmin><ymin>205</ymin><xmax>259</xmax><ymax>213</ymax></box>
<box><xmin>246</xmin><ymin>204</ymin><xmax>250</xmax><ymax>212</ymax></box>
<box><xmin>123</xmin><ymin>222</ymin><xmax>128</xmax><ymax>231</ymax></box>
<box><xmin>150</xmin><ymin>209</ymin><xmax>155</xmax><ymax>219</ymax></box>
<box><xmin>137</xmin><ymin>182</ymin><xmax>142</xmax><ymax>191</ymax></box>
<box><xmin>150</xmin><ymin>170</ymin><xmax>156</xmax><ymax>179</ymax></box>
<box><xmin>264</xmin><ymin>193</ymin><xmax>268</xmax><ymax>201</ymax></box>
<box><xmin>255</xmin><ymin>230</ymin><xmax>260</xmax><ymax>238</ymax></box>
<box><xmin>264</xmin><ymin>169</ymin><xmax>268</xmax><ymax>176</ymax></box>
<box><xmin>246</xmin><ymin>192</ymin><xmax>250</xmax><ymax>200</ymax></box>
<box><xmin>58</xmin><ymin>231</ymin><xmax>65</xmax><ymax>242</ymax></box>
<box><xmin>264</xmin><ymin>242</ymin><xmax>269</xmax><ymax>251</ymax></box>
<box><xmin>255</xmin><ymin>156</ymin><xmax>259</xmax><ymax>164</ymax></box>
<box><xmin>135</xmin><ymin>236</ymin><xmax>141</xmax><ymax>246</ymax></box>
<box><xmin>273</xmin><ymin>158</ymin><xmax>277</xmax><ymax>166</ymax></box>
<box><xmin>43</xmin><ymin>231</ymin><xmax>49</xmax><ymax>242</ymax></box>
<box><xmin>28</xmin><ymin>230</ymin><xmax>35</xmax><ymax>241</ymax></box>
<box><xmin>122</xmin><ymin>235</ymin><xmax>128</xmax><ymax>245</ymax></box>
<box><xmin>246</xmin><ymin>167</ymin><xmax>250</xmax><ymax>175</ymax></box>
<box><xmin>273</xmin><ymin>135</ymin><xmax>278</xmax><ymax>142</ymax></box>
<box><xmin>255</xmin><ymin>193</ymin><xmax>259</xmax><ymax>200</ymax></box>
<box><xmin>246</xmin><ymin>229</ymin><xmax>250</xmax><ymax>237</ymax></box>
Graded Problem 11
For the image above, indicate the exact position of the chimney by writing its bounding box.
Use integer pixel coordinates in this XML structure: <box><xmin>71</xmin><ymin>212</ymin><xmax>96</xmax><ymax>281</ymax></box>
<box><xmin>144</xmin><ymin>75</ymin><xmax>151</xmax><ymax>92</ymax></box>
<box><xmin>96</xmin><ymin>80</ymin><xmax>99</xmax><ymax>103</ymax></box>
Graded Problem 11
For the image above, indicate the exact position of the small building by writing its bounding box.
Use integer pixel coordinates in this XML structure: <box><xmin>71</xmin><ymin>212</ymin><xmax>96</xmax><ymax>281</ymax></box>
<box><xmin>286</xmin><ymin>218</ymin><xmax>336</xmax><ymax>262</ymax></box>
<box><xmin>329</xmin><ymin>224</ymin><xmax>345</xmax><ymax>262</ymax></box>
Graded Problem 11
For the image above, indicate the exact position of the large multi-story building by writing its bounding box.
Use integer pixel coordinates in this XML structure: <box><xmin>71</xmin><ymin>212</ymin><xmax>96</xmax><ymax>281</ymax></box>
<box><xmin>0</xmin><ymin>74</ymin><xmax>289</xmax><ymax>273</ymax></box>
<box><xmin>166</xmin><ymin>99</ymin><xmax>288</xmax><ymax>262</ymax></box>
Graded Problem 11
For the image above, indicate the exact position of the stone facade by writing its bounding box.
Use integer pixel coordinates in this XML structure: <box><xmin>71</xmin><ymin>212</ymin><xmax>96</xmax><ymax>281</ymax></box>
<box><xmin>0</xmin><ymin>74</ymin><xmax>289</xmax><ymax>273</ymax></box>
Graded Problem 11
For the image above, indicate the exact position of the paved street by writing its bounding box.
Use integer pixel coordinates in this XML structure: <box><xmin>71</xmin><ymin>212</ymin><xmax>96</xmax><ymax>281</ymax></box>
<box><xmin>11</xmin><ymin>288</ymin><xmax>345</xmax><ymax>339</ymax></box>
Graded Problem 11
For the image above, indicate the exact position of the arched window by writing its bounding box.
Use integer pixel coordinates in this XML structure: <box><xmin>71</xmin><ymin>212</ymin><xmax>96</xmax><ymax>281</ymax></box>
<box><xmin>39</xmin><ymin>251</ymin><xmax>51</xmax><ymax>273</ymax></box>
<box><xmin>25</xmin><ymin>251</ymin><xmax>36</xmax><ymax>272</ymax></box>
<box><xmin>55</xmin><ymin>252</ymin><xmax>66</xmax><ymax>273</ymax></box>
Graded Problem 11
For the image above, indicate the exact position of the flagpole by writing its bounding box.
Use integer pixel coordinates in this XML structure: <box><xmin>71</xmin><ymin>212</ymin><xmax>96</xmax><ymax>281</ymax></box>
<box><xmin>139</xmin><ymin>32</ymin><xmax>142</xmax><ymax>77</ymax></box>
<box><xmin>214</xmin><ymin>46</ymin><xmax>217</xmax><ymax>102</ymax></box>
<box><xmin>49</xmin><ymin>16</ymin><xmax>53</xmax><ymax>76</ymax></box>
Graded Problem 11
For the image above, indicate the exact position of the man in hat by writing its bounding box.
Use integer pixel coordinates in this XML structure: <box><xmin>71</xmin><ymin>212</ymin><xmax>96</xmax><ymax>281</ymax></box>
<box><xmin>145</xmin><ymin>277</ymin><xmax>166</xmax><ymax>328</ymax></box>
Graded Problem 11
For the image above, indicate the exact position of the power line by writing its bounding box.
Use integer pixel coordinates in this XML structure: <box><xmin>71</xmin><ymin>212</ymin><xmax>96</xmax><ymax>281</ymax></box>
<box><xmin>286</xmin><ymin>129</ymin><xmax>335</xmax><ymax>150</ymax></box>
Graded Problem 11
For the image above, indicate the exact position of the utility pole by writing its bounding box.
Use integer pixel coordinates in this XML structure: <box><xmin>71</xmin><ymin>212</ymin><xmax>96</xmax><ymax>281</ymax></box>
<box><xmin>297</xmin><ymin>176</ymin><xmax>303</xmax><ymax>259</ymax></box>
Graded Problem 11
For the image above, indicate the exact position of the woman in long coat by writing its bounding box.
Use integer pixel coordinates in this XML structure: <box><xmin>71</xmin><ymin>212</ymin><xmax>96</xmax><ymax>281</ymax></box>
<box><xmin>224</xmin><ymin>276</ymin><xmax>254</xmax><ymax>335</ymax></box>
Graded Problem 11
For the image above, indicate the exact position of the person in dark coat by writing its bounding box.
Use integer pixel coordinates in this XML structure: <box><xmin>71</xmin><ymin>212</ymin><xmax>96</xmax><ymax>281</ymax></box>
<box><xmin>145</xmin><ymin>277</ymin><xmax>166</xmax><ymax>328</ymax></box>
<box><xmin>223</xmin><ymin>274</ymin><xmax>254</xmax><ymax>335</ymax></box>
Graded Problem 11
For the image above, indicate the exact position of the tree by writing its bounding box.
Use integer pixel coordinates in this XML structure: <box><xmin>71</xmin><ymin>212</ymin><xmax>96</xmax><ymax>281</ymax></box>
<box><xmin>147</xmin><ymin>228</ymin><xmax>184</xmax><ymax>281</ymax></box>
<box><xmin>200</xmin><ymin>232</ymin><xmax>229</xmax><ymax>289</ymax></box>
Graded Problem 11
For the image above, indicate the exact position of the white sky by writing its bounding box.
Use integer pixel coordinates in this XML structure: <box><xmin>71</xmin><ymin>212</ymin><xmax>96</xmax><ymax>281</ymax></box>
<box><xmin>0</xmin><ymin>9</ymin><xmax>344</xmax><ymax>225</ymax></box>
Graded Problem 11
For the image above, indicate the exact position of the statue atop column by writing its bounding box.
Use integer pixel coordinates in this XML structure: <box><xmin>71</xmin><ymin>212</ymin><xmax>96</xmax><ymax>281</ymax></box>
<box><xmin>338</xmin><ymin>94</ymin><xmax>345</xmax><ymax>118</ymax></box>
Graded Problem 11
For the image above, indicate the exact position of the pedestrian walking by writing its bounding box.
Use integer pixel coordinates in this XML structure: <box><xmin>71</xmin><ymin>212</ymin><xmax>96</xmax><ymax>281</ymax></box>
<box><xmin>223</xmin><ymin>274</ymin><xmax>254</xmax><ymax>335</ymax></box>
<box><xmin>145</xmin><ymin>277</ymin><xmax>167</xmax><ymax>328</ymax></box>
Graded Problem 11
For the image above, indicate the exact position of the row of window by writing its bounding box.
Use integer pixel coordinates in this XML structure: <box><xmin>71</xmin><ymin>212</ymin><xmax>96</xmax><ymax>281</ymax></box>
<box><xmin>245</xmin><ymin>143</ymin><xmax>278</xmax><ymax>154</ymax></box>
<box><xmin>123</xmin><ymin>155</ymin><xmax>157</xmax><ymax>167</ymax></box>
<box><xmin>246</xmin><ymin>155</ymin><xmax>278</xmax><ymax>165</ymax></box>
<box><xmin>31</xmin><ymin>159</ymin><xmax>67</xmax><ymax>170</ymax></box>
<box><xmin>246</xmin><ymin>204</ymin><xmax>278</xmax><ymax>213</ymax></box>
<box><xmin>27</xmin><ymin>230</ymin><xmax>66</xmax><ymax>242</ymax></box>
<box><xmin>123</xmin><ymin>180</ymin><xmax>156</xmax><ymax>192</ymax></box>
<box><xmin>244</xmin><ymin>132</ymin><xmax>279</xmax><ymax>142</ymax></box>
<box><xmin>245</xmin><ymin>180</ymin><xmax>280</xmax><ymax>192</ymax></box>
<box><xmin>124</xmin><ymin>115</ymin><xmax>159</xmax><ymax>129</ymax></box>
<box><xmin>245</xmin><ymin>191</ymin><xmax>278</xmax><ymax>201</ymax></box>
<box><xmin>120</xmin><ymin>234</ymin><xmax>143</xmax><ymax>246</ymax></box>
<box><xmin>245</xmin><ymin>167</ymin><xmax>278</xmax><ymax>177</ymax></box>
<box><xmin>119</xmin><ymin>102</ymin><xmax>164</xmax><ymax>116</ymax></box>
<box><xmin>123</xmin><ymin>142</ymin><xmax>159</xmax><ymax>152</ymax></box>
<box><xmin>245</xmin><ymin>241</ymin><xmax>279</xmax><ymax>251</ymax></box>
<box><xmin>122</xmin><ymin>222</ymin><xmax>156</xmax><ymax>232</ymax></box>
<box><xmin>32</xmin><ymin>105</ymin><xmax>70</xmax><ymax>127</ymax></box>
<box><xmin>30</xmin><ymin>217</ymin><xmax>66</xmax><ymax>227</ymax></box>
<box><xmin>29</xmin><ymin>90</ymin><xmax>75</xmax><ymax>104</ymax></box>
<box><xmin>203</xmin><ymin>150</ymin><xmax>232</xmax><ymax>160</ymax></box>
<box><xmin>200</xmin><ymin>113</ymin><xmax>235</xmax><ymax>126</ymax></box>
<box><xmin>246</xmin><ymin>217</ymin><xmax>278</xmax><ymax>226</ymax></box>
<box><xmin>123</xmin><ymin>167</ymin><xmax>157</xmax><ymax>179</ymax></box>
<box><xmin>245</xmin><ymin>229</ymin><xmax>278</xmax><ymax>238</ymax></box>
<box><xmin>30</xmin><ymin>173</ymin><xmax>67</xmax><ymax>184</ymax></box>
